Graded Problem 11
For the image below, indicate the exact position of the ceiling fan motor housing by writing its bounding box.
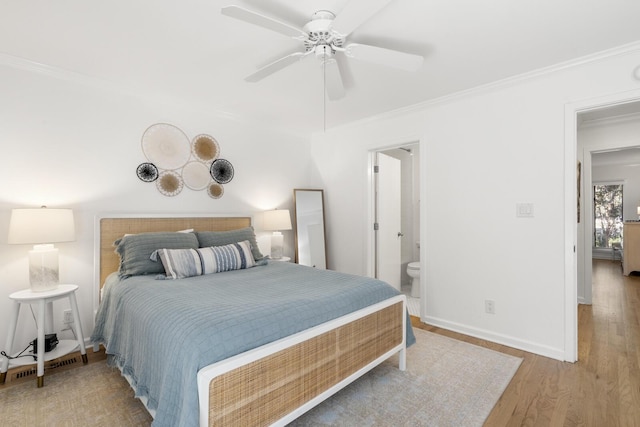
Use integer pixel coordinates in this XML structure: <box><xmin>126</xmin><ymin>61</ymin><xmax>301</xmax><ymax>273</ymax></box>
<box><xmin>303</xmin><ymin>10</ymin><xmax>344</xmax><ymax>56</ymax></box>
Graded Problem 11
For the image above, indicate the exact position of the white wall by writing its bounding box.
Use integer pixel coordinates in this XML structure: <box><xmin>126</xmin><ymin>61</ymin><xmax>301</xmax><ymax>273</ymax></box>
<box><xmin>0</xmin><ymin>63</ymin><xmax>313</xmax><ymax>353</ymax></box>
<box><xmin>311</xmin><ymin>45</ymin><xmax>640</xmax><ymax>360</ymax></box>
<box><xmin>5</xmin><ymin>43</ymin><xmax>640</xmax><ymax>365</ymax></box>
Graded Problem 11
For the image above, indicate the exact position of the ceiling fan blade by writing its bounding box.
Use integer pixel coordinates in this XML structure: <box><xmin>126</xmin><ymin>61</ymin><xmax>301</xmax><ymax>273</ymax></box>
<box><xmin>344</xmin><ymin>43</ymin><xmax>423</xmax><ymax>72</ymax></box>
<box><xmin>324</xmin><ymin>59</ymin><xmax>345</xmax><ymax>100</ymax></box>
<box><xmin>331</xmin><ymin>0</ymin><xmax>394</xmax><ymax>36</ymax></box>
<box><xmin>221</xmin><ymin>5</ymin><xmax>307</xmax><ymax>38</ymax></box>
<box><xmin>245</xmin><ymin>52</ymin><xmax>306</xmax><ymax>82</ymax></box>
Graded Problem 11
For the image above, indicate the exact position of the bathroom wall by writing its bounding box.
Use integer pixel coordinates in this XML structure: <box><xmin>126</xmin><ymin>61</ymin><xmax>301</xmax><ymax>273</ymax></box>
<box><xmin>411</xmin><ymin>144</ymin><xmax>421</xmax><ymax>265</ymax></box>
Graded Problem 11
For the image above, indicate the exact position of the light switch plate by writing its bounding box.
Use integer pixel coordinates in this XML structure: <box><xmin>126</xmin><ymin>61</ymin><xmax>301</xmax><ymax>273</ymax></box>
<box><xmin>516</xmin><ymin>203</ymin><xmax>534</xmax><ymax>218</ymax></box>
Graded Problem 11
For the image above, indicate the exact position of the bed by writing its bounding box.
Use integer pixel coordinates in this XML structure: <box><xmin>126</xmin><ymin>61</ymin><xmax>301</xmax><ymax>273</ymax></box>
<box><xmin>90</xmin><ymin>214</ymin><xmax>414</xmax><ymax>426</ymax></box>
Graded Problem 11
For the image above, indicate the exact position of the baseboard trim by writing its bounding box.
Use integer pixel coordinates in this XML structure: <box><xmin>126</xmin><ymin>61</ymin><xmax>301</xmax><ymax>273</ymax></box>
<box><xmin>421</xmin><ymin>315</ymin><xmax>566</xmax><ymax>361</ymax></box>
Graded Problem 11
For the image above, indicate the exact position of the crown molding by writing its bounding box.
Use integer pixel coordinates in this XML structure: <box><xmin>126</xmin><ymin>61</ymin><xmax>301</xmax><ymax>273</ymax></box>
<box><xmin>579</xmin><ymin>111</ymin><xmax>640</xmax><ymax>129</ymax></box>
<box><xmin>0</xmin><ymin>52</ymin><xmax>254</xmax><ymax>125</ymax></box>
<box><xmin>327</xmin><ymin>40</ymin><xmax>640</xmax><ymax>134</ymax></box>
<box><xmin>0</xmin><ymin>52</ymin><xmax>313</xmax><ymax>139</ymax></box>
<box><xmin>0</xmin><ymin>52</ymin><xmax>138</xmax><ymax>97</ymax></box>
<box><xmin>0</xmin><ymin>52</ymin><xmax>71</xmax><ymax>79</ymax></box>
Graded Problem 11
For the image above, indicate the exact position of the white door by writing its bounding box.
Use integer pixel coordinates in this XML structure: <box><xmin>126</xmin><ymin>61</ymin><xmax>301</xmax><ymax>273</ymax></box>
<box><xmin>376</xmin><ymin>152</ymin><xmax>402</xmax><ymax>290</ymax></box>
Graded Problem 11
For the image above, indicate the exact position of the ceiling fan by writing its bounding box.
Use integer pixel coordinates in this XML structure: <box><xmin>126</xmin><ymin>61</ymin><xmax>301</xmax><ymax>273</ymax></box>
<box><xmin>221</xmin><ymin>0</ymin><xmax>424</xmax><ymax>100</ymax></box>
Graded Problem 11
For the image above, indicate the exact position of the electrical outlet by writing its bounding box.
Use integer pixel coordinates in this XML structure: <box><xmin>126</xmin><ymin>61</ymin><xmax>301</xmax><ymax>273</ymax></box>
<box><xmin>63</xmin><ymin>309</ymin><xmax>74</xmax><ymax>324</ymax></box>
<box><xmin>485</xmin><ymin>300</ymin><xmax>495</xmax><ymax>314</ymax></box>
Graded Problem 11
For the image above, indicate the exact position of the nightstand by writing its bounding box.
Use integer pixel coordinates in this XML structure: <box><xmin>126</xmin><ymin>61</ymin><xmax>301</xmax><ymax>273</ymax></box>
<box><xmin>0</xmin><ymin>284</ymin><xmax>87</xmax><ymax>387</ymax></box>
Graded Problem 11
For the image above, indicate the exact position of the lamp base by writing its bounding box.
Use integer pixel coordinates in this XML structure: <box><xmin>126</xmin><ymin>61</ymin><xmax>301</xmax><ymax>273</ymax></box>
<box><xmin>270</xmin><ymin>232</ymin><xmax>284</xmax><ymax>259</ymax></box>
<box><xmin>28</xmin><ymin>244</ymin><xmax>60</xmax><ymax>292</ymax></box>
<box><xmin>29</xmin><ymin>281</ymin><xmax>59</xmax><ymax>293</ymax></box>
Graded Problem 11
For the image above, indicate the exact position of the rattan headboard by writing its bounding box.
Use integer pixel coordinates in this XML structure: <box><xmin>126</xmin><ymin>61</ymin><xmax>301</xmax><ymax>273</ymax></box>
<box><xmin>97</xmin><ymin>215</ymin><xmax>252</xmax><ymax>290</ymax></box>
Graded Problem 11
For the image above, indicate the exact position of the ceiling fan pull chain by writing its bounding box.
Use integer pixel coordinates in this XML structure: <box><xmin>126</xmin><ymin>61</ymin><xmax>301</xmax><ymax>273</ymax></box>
<box><xmin>323</xmin><ymin>46</ymin><xmax>327</xmax><ymax>132</ymax></box>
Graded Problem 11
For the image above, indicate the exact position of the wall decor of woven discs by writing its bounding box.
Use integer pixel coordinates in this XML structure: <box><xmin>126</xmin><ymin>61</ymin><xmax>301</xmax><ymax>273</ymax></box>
<box><xmin>136</xmin><ymin>123</ymin><xmax>233</xmax><ymax>199</ymax></box>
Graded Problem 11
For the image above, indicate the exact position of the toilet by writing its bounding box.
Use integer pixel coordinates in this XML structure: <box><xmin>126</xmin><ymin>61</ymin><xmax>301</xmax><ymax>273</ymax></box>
<box><xmin>407</xmin><ymin>262</ymin><xmax>420</xmax><ymax>298</ymax></box>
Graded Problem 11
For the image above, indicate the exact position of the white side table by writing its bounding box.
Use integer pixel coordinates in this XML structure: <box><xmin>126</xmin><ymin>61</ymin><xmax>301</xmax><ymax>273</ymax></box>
<box><xmin>0</xmin><ymin>284</ymin><xmax>87</xmax><ymax>387</ymax></box>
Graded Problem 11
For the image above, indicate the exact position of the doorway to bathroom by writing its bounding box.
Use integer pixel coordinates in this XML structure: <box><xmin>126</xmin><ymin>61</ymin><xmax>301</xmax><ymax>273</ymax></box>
<box><xmin>374</xmin><ymin>143</ymin><xmax>421</xmax><ymax>317</ymax></box>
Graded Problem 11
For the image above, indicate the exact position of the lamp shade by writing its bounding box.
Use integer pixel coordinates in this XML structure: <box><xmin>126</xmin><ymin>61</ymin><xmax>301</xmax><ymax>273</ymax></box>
<box><xmin>263</xmin><ymin>209</ymin><xmax>292</xmax><ymax>231</ymax></box>
<box><xmin>8</xmin><ymin>207</ymin><xmax>75</xmax><ymax>244</ymax></box>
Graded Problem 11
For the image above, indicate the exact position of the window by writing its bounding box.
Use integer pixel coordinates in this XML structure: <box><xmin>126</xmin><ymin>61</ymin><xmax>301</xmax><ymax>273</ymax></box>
<box><xmin>593</xmin><ymin>184</ymin><xmax>623</xmax><ymax>248</ymax></box>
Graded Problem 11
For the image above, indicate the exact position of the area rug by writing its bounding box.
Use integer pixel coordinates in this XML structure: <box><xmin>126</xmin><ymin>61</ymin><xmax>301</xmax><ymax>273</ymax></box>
<box><xmin>291</xmin><ymin>329</ymin><xmax>522</xmax><ymax>426</ymax></box>
<box><xmin>0</xmin><ymin>329</ymin><xmax>521</xmax><ymax>426</ymax></box>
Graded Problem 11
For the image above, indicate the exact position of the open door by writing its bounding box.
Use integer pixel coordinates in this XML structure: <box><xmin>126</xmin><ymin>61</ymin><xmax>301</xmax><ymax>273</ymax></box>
<box><xmin>375</xmin><ymin>152</ymin><xmax>402</xmax><ymax>290</ymax></box>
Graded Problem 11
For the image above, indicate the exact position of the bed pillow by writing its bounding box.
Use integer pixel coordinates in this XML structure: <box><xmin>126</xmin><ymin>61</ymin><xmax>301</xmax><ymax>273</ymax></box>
<box><xmin>195</xmin><ymin>227</ymin><xmax>264</xmax><ymax>261</ymax></box>
<box><xmin>114</xmin><ymin>231</ymin><xmax>199</xmax><ymax>278</ymax></box>
<box><xmin>152</xmin><ymin>240</ymin><xmax>256</xmax><ymax>279</ymax></box>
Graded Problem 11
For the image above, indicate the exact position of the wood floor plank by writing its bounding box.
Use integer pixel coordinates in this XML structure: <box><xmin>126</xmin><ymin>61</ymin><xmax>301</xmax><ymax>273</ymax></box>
<box><xmin>414</xmin><ymin>259</ymin><xmax>640</xmax><ymax>426</ymax></box>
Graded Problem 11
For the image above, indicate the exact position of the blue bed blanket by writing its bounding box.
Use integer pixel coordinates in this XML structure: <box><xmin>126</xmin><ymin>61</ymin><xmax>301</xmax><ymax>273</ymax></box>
<box><xmin>91</xmin><ymin>261</ymin><xmax>415</xmax><ymax>427</ymax></box>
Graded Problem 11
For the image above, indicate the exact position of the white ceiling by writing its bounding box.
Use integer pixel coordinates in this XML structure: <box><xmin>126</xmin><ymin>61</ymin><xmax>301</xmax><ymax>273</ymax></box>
<box><xmin>2</xmin><ymin>0</ymin><xmax>640</xmax><ymax>135</ymax></box>
<box><xmin>592</xmin><ymin>147</ymin><xmax>640</xmax><ymax>167</ymax></box>
<box><xmin>579</xmin><ymin>102</ymin><xmax>640</xmax><ymax>124</ymax></box>
<box><xmin>580</xmin><ymin>101</ymin><xmax>640</xmax><ymax>167</ymax></box>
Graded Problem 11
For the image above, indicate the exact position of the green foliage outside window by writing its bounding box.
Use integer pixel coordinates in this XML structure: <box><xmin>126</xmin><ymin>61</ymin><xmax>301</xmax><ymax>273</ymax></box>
<box><xmin>593</xmin><ymin>184</ymin><xmax>623</xmax><ymax>248</ymax></box>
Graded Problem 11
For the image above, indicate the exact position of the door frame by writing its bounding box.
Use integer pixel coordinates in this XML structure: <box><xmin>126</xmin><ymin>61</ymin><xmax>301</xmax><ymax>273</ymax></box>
<box><xmin>367</xmin><ymin>136</ymin><xmax>423</xmax><ymax>314</ymax></box>
<box><xmin>564</xmin><ymin>87</ymin><xmax>640</xmax><ymax>362</ymax></box>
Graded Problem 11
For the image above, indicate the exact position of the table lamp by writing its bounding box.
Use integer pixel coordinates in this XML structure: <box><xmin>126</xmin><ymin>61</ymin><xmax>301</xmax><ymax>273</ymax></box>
<box><xmin>8</xmin><ymin>207</ymin><xmax>75</xmax><ymax>292</ymax></box>
<box><xmin>263</xmin><ymin>209</ymin><xmax>292</xmax><ymax>259</ymax></box>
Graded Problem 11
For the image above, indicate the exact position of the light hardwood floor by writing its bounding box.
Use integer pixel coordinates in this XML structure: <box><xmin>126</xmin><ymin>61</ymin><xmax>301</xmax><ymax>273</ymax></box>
<box><xmin>412</xmin><ymin>259</ymin><xmax>640</xmax><ymax>426</ymax></box>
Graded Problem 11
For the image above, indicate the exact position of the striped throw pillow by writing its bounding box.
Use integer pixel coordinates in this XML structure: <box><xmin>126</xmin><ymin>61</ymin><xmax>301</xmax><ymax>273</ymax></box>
<box><xmin>153</xmin><ymin>240</ymin><xmax>256</xmax><ymax>279</ymax></box>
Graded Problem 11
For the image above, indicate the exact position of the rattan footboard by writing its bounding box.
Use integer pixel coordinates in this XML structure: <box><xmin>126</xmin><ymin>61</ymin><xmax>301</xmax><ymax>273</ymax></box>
<box><xmin>204</xmin><ymin>299</ymin><xmax>404</xmax><ymax>426</ymax></box>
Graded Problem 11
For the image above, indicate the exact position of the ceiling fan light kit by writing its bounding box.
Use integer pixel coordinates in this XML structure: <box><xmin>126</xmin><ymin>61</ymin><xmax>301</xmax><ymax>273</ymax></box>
<box><xmin>221</xmin><ymin>1</ymin><xmax>424</xmax><ymax>100</ymax></box>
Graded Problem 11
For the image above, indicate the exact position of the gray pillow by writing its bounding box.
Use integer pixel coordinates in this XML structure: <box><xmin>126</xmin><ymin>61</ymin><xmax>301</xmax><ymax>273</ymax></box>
<box><xmin>115</xmin><ymin>231</ymin><xmax>199</xmax><ymax>278</ymax></box>
<box><xmin>195</xmin><ymin>227</ymin><xmax>264</xmax><ymax>261</ymax></box>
